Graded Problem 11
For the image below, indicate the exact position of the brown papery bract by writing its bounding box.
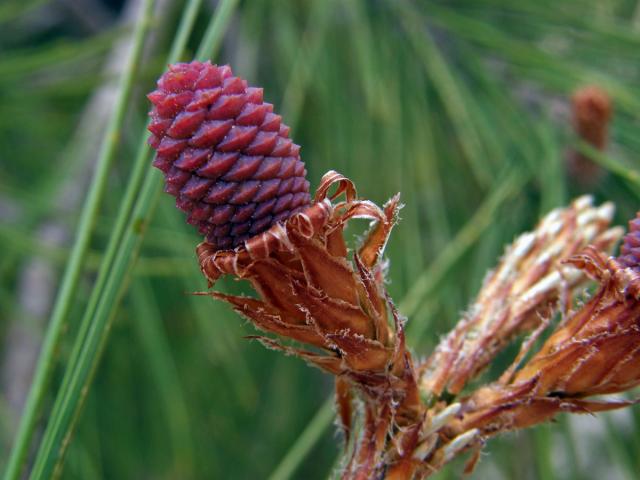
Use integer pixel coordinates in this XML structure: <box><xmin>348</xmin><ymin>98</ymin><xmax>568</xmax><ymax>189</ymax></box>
<box><xmin>198</xmin><ymin>171</ymin><xmax>424</xmax><ymax>478</ymax></box>
<box><xmin>195</xmin><ymin>170</ymin><xmax>640</xmax><ymax>479</ymax></box>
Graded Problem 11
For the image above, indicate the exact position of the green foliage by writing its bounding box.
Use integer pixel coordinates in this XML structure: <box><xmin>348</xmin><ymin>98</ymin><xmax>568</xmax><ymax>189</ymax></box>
<box><xmin>1</xmin><ymin>0</ymin><xmax>640</xmax><ymax>478</ymax></box>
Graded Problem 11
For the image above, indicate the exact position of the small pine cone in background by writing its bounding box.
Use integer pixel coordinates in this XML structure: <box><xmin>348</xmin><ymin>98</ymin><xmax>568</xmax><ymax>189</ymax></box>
<box><xmin>567</xmin><ymin>85</ymin><xmax>612</xmax><ymax>188</ymax></box>
<box><xmin>572</xmin><ymin>85</ymin><xmax>612</xmax><ymax>150</ymax></box>
<box><xmin>147</xmin><ymin>61</ymin><xmax>311</xmax><ymax>250</ymax></box>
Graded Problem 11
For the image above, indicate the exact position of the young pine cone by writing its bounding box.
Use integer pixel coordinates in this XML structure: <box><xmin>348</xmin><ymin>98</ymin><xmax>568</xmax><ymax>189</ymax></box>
<box><xmin>147</xmin><ymin>61</ymin><xmax>311</xmax><ymax>250</ymax></box>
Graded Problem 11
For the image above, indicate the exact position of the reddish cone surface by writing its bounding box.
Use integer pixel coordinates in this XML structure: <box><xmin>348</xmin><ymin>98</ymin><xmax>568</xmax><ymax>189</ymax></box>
<box><xmin>147</xmin><ymin>61</ymin><xmax>310</xmax><ymax>250</ymax></box>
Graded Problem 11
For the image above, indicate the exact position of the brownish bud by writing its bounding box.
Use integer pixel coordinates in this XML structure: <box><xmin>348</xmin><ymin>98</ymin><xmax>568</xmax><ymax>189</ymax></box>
<box><xmin>567</xmin><ymin>85</ymin><xmax>612</xmax><ymax>187</ymax></box>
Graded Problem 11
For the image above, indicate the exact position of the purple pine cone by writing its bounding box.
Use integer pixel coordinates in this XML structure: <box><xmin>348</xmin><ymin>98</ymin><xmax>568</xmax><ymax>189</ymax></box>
<box><xmin>147</xmin><ymin>61</ymin><xmax>311</xmax><ymax>250</ymax></box>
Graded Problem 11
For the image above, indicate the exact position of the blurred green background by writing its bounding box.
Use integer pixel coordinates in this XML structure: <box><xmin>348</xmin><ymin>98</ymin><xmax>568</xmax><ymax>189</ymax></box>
<box><xmin>2</xmin><ymin>0</ymin><xmax>640</xmax><ymax>478</ymax></box>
